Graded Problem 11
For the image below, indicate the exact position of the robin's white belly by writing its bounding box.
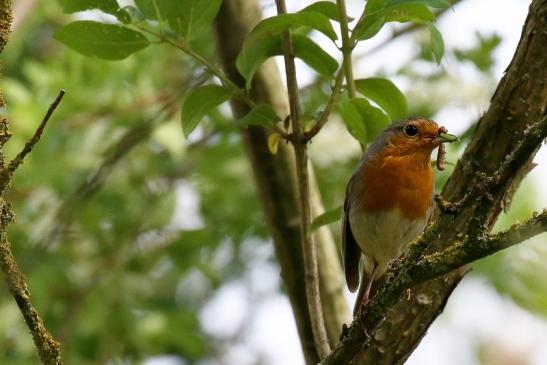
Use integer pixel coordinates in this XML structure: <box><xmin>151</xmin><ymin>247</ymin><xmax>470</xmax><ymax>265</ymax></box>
<box><xmin>348</xmin><ymin>208</ymin><xmax>428</xmax><ymax>277</ymax></box>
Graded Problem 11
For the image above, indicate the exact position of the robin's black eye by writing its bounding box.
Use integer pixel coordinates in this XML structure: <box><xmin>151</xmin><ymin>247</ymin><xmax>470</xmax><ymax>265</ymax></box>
<box><xmin>404</xmin><ymin>125</ymin><xmax>418</xmax><ymax>137</ymax></box>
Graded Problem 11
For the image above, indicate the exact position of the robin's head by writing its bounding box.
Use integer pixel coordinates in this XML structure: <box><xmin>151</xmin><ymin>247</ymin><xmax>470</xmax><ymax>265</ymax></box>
<box><xmin>370</xmin><ymin>118</ymin><xmax>457</xmax><ymax>158</ymax></box>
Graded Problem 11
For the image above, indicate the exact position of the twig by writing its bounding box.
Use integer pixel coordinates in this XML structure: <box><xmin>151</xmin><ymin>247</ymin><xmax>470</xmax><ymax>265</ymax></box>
<box><xmin>275</xmin><ymin>0</ymin><xmax>331</xmax><ymax>358</ymax></box>
<box><xmin>0</xmin><ymin>90</ymin><xmax>65</xmax><ymax>192</ymax></box>
<box><xmin>337</xmin><ymin>0</ymin><xmax>356</xmax><ymax>98</ymax></box>
<box><xmin>304</xmin><ymin>65</ymin><xmax>345</xmax><ymax>141</ymax></box>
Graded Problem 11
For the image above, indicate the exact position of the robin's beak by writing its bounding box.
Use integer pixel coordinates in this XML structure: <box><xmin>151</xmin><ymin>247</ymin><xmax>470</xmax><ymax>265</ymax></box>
<box><xmin>438</xmin><ymin>132</ymin><xmax>458</xmax><ymax>143</ymax></box>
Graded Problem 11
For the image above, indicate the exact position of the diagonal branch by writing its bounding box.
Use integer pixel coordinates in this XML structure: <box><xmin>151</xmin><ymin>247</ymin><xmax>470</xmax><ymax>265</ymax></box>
<box><xmin>0</xmin><ymin>90</ymin><xmax>65</xmax><ymax>193</ymax></box>
<box><xmin>323</xmin><ymin>0</ymin><xmax>547</xmax><ymax>362</ymax></box>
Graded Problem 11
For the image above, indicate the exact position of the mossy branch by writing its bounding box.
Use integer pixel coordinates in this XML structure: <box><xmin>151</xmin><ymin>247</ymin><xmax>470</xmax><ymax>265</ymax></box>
<box><xmin>323</xmin><ymin>0</ymin><xmax>547</xmax><ymax>361</ymax></box>
<box><xmin>0</xmin><ymin>2</ymin><xmax>63</xmax><ymax>362</ymax></box>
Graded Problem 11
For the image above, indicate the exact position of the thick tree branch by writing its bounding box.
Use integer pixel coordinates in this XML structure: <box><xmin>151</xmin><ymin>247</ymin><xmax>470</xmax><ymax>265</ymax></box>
<box><xmin>323</xmin><ymin>0</ymin><xmax>547</xmax><ymax>363</ymax></box>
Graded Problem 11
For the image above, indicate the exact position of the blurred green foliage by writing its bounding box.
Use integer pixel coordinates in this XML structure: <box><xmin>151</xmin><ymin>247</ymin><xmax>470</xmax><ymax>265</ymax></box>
<box><xmin>0</xmin><ymin>0</ymin><xmax>544</xmax><ymax>364</ymax></box>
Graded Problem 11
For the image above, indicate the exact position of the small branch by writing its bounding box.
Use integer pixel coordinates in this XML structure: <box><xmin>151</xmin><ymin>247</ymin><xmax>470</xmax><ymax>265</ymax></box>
<box><xmin>0</xmin><ymin>90</ymin><xmax>65</xmax><ymax>192</ymax></box>
<box><xmin>416</xmin><ymin>210</ymin><xmax>547</xmax><ymax>277</ymax></box>
<box><xmin>336</xmin><ymin>0</ymin><xmax>356</xmax><ymax>98</ymax></box>
<box><xmin>304</xmin><ymin>68</ymin><xmax>345</xmax><ymax>141</ymax></box>
<box><xmin>275</xmin><ymin>0</ymin><xmax>331</xmax><ymax>358</ymax></box>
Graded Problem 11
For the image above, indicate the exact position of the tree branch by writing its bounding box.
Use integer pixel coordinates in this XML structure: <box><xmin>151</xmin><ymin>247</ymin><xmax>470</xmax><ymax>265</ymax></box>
<box><xmin>322</xmin><ymin>0</ymin><xmax>547</xmax><ymax>363</ymax></box>
<box><xmin>304</xmin><ymin>63</ymin><xmax>345</xmax><ymax>141</ymax></box>
<box><xmin>0</xmin><ymin>90</ymin><xmax>65</xmax><ymax>192</ymax></box>
<box><xmin>0</xmin><ymin>202</ymin><xmax>62</xmax><ymax>365</ymax></box>
<box><xmin>417</xmin><ymin>210</ymin><xmax>547</xmax><ymax>277</ymax></box>
<box><xmin>214</xmin><ymin>1</ymin><xmax>350</xmax><ymax>362</ymax></box>
<box><xmin>275</xmin><ymin>0</ymin><xmax>331</xmax><ymax>358</ymax></box>
<box><xmin>0</xmin><ymin>2</ymin><xmax>63</xmax><ymax>363</ymax></box>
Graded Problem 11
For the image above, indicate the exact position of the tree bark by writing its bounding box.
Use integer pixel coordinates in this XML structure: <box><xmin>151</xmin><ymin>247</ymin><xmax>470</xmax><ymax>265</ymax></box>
<box><xmin>323</xmin><ymin>0</ymin><xmax>547</xmax><ymax>363</ymax></box>
<box><xmin>213</xmin><ymin>1</ymin><xmax>350</xmax><ymax>363</ymax></box>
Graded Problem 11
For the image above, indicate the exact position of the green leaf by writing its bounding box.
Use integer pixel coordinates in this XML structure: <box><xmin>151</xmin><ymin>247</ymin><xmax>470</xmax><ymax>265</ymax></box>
<box><xmin>168</xmin><ymin>0</ymin><xmax>222</xmax><ymax>40</ymax></box>
<box><xmin>351</xmin><ymin>98</ymin><xmax>391</xmax><ymax>141</ymax></box>
<box><xmin>236</xmin><ymin>12</ymin><xmax>337</xmax><ymax>84</ymax></box>
<box><xmin>247</xmin><ymin>12</ymin><xmax>337</xmax><ymax>44</ymax></box>
<box><xmin>134</xmin><ymin>0</ymin><xmax>172</xmax><ymax>19</ymax></box>
<box><xmin>236</xmin><ymin>34</ymin><xmax>338</xmax><ymax>88</ymax></box>
<box><xmin>354</xmin><ymin>3</ymin><xmax>435</xmax><ymax>40</ymax></box>
<box><xmin>58</xmin><ymin>0</ymin><xmax>120</xmax><ymax>15</ymax></box>
<box><xmin>54</xmin><ymin>21</ymin><xmax>149</xmax><ymax>60</ymax></box>
<box><xmin>292</xmin><ymin>35</ymin><xmax>339</xmax><ymax>77</ymax></box>
<box><xmin>337</xmin><ymin>98</ymin><xmax>391</xmax><ymax>144</ymax></box>
<box><xmin>337</xmin><ymin>100</ymin><xmax>368</xmax><ymax>144</ymax></box>
<box><xmin>301</xmin><ymin>1</ymin><xmax>352</xmax><ymax>22</ymax></box>
<box><xmin>385</xmin><ymin>4</ymin><xmax>435</xmax><ymax>22</ymax></box>
<box><xmin>236</xmin><ymin>36</ymin><xmax>278</xmax><ymax>88</ymax></box>
<box><xmin>181</xmin><ymin>85</ymin><xmax>231</xmax><ymax>137</ymax></box>
<box><xmin>384</xmin><ymin>0</ymin><xmax>450</xmax><ymax>8</ymax></box>
<box><xmin>353</xmin><ymin>12</ymin><xmax>386</xmax><ymax>40</ymax></box>
<box><xmin>426</xmin><ymin>23</ymin><xmax>445</xmax><ymax>64</ymax></box>
<box><xmin>309</xmin><ymin>206</ymin><xmax>342</xmax><ymax>233</ymax></box>
<box><xmin>355</xmin><ymin>78</ymin><xmax>408</xmax><ymax>120</ymax></box>
<box><xmin>237</xmin><ymin>104</ymin><xmax>281</xmax><ymax>128</ymax></box>
<box><xmin>134</xmin><ymin>0</ymin><xmax>222</xmax><ymax>40</ymax></box>
<box><xmin>365</xmin><ymin>0</ymin><xmax>387</xmax><ymax>14</ymax></box>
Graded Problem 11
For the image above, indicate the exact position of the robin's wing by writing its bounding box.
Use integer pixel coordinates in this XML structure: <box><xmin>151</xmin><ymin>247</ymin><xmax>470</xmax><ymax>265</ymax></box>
<box><xmin>342</xmin><ymin>177</ymin><xmax>361</xmax><ymax>293</ymax></box>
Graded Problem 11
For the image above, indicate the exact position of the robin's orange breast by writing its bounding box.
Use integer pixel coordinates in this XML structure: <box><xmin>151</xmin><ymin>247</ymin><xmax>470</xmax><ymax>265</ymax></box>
<box><xmin>359</xmin><ymin>149</ymin><xmax>434</xmax><ymax>220</ymax></box>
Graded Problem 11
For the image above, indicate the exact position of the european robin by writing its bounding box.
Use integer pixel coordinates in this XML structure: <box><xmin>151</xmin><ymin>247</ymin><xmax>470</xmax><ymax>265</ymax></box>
<box><xmin>342</xmin><ymin>118</ymin><xmax>457</xmax><ymax>315</ymax></box>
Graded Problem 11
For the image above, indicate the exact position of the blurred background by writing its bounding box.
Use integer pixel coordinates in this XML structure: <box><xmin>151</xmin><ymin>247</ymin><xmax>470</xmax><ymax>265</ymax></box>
<box><xmin>1</xmin><ymin>0</ymin><xmax>546</xmax><ymax>364</ymax></box>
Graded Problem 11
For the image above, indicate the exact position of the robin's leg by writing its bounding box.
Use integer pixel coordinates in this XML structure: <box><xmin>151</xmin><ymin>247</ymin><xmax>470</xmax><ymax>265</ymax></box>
<box><xmin>353</xmin><ymin>262</ymin><xmax>377</xmax><ymax>317</ymax></box>
<box><xmin>362</xmin><ymin>261</ymin><xmax>377</xmax><ymax>306</ymax></box>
